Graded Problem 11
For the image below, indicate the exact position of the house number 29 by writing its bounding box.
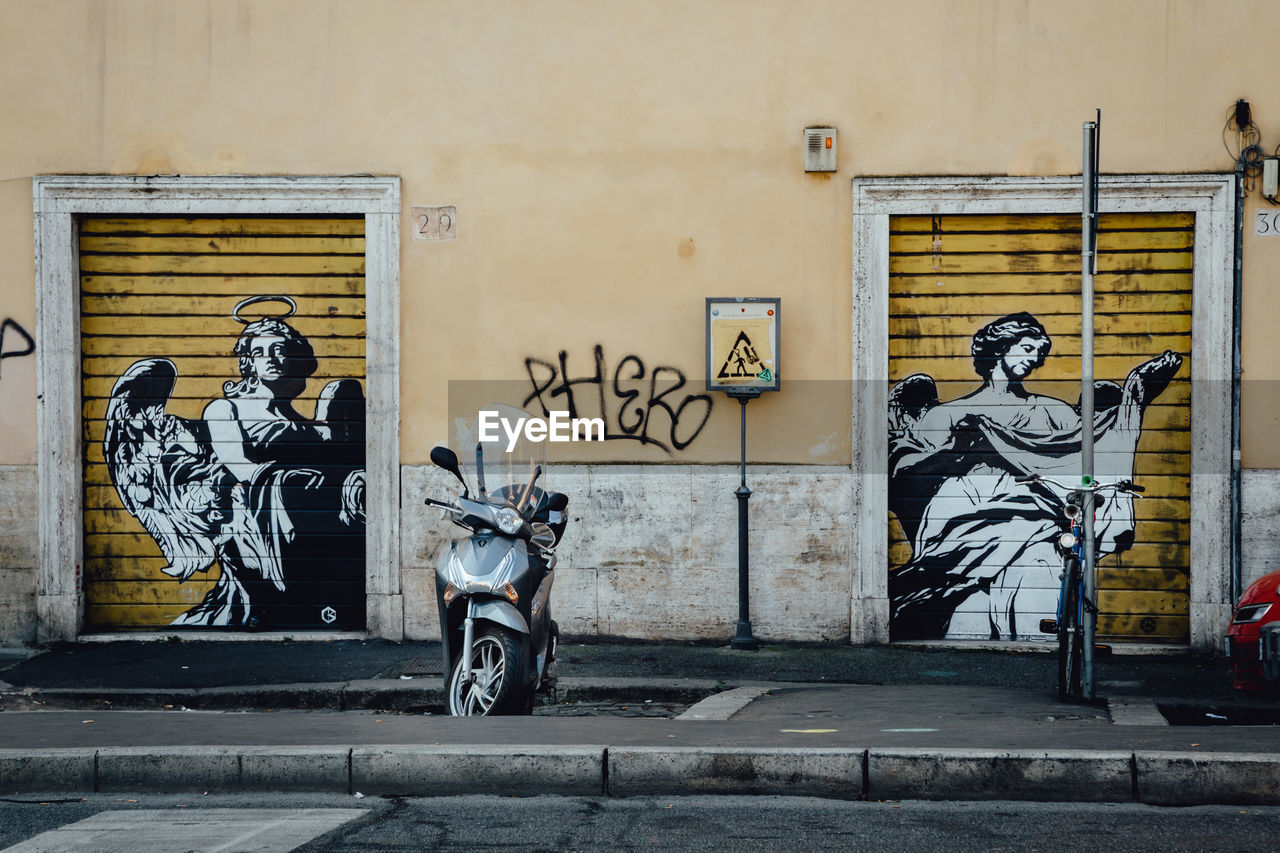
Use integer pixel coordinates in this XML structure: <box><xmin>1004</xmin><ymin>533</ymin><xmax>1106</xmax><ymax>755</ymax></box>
<box><xmin>411</xmin><ymin>205</ymin><xmax>458</xmax><ymax>241</ymax></box>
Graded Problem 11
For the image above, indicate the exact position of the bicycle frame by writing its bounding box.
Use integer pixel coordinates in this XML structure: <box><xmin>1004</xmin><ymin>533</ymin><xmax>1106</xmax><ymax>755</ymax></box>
<box><xmin>1018</xmin><ymin>473</ymin><xmax>1143</xmax><ymax>701</ymax></box>
<box><xmin>1051</xmin><ymin>505</ymin><xmax>1086</xmax><ymax>700</ymax></box>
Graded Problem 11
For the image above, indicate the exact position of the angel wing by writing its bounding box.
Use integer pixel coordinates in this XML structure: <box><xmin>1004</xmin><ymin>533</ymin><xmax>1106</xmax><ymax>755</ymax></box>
<box><xmin>888</xmin><ymin>373</ymin><xmax>939</xmax><ymax>433</ymax></box>
<box><xmin>104</xmin><ymin>358</ymin><xmax>229</xmax><ymax>582</ymax></box>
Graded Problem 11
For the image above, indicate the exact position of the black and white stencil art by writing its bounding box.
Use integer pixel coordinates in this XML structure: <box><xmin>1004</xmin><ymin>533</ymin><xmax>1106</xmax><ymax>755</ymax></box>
<box><xmin>103</xmin><ymin>296</ymin><xmax>366</xmax><ymax>629</ymax></box>
<box><xmin>888</xmin><ymin>312</ymin><xmax>1182</xmax><ymax>640</ymax></box>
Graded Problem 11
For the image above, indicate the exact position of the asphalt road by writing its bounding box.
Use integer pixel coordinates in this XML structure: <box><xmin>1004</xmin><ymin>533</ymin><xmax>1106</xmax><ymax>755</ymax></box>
<box><xmin>2</xmin><ymin>794</ymin><xmax>1279</xmax><ymax>852</ymax></box>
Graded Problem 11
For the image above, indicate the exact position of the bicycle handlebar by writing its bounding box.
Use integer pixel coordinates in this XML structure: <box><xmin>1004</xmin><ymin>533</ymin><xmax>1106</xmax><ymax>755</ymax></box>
<box><xmin>1014</xmin><ymin>473</ymin><xmax>1144</xmax><ymax>494</ymax></box>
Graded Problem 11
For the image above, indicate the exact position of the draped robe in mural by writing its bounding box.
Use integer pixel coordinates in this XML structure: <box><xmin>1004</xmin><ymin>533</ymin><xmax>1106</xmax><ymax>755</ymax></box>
<box><xmin>888</xmin><ymin>350</ymin><xmax>1181</xmax><ymax>640</ymax></box>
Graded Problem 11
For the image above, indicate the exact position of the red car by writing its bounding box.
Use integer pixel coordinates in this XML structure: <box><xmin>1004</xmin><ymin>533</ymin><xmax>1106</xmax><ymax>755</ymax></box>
<box><xmin>1227</xmin><ymin>569</ymin><xmax>1280</xmax><ymax>690</ymax></box>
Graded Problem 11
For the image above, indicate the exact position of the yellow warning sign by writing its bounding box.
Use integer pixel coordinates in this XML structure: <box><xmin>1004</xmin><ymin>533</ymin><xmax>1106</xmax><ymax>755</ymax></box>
<box><xmin>713</xmin><ymin>322</ymin><xmax>772</xmax><ymax>382</ymax></box>
<box><xmin>706</xmin><ymin>298</ymin><xmax>780</xmax><ymax>392</ymax></box>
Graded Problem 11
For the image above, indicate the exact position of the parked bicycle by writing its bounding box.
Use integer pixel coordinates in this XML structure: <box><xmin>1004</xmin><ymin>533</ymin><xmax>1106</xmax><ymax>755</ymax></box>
<box><xmin>1014</xmin><ymin>473</ymin><xmax>1144</xmax><ymax>700</ymax></box>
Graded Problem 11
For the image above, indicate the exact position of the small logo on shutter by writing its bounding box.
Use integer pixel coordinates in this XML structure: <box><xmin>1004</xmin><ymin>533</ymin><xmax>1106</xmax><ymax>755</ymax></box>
<box><xmin>321</xmin><ymin>606</ymin><xmax>337</xmax><ymax>624</ymax></box>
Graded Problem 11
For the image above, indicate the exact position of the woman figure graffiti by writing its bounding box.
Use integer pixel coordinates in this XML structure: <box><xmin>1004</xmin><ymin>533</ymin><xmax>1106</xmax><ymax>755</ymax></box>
<box><xmin>887</xmin><ymin>311</ymin><xmax>1182</xmax><ymax>640</ymax></box>
<box><xmin>104</xmin><ymin>296</ymin><xmax>366</xmax><ymax>629</ymax></box>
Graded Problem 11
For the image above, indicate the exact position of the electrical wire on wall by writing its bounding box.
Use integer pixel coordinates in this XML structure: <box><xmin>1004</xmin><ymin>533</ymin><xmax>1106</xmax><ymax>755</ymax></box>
<box><xmin>1223</xmin><ymin>99</ymin><xmax>1265</xmax><ymax>192</ymax></box>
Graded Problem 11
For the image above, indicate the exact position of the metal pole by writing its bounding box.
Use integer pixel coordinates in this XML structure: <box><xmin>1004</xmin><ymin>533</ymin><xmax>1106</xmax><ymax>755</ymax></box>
<box><xmin>731</xmin><ymin>393</ymin><xmax>759</xmax><ymax>650</ymax></box>
<box><xmin>1231</xmin><ymin>163</ymin><xmax>1245</xmax><ymax>606</ymax></box>
<box><xmin>1081</xmin><ymin>120</ymin><xmax>1098</xmax><ymax>700</ymax></box>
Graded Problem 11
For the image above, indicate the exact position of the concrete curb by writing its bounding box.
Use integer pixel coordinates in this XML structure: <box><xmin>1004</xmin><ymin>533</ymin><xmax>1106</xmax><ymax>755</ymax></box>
<box><xmin>3</xmin><ymin>746</ymin><xmax>1279</xmax><ymax>804</ymax></box>
<box><xmin>351</xmin><ymin>745</ymin><xmax>606</xmax><ymax>796</ymax></box>
<box><xmin>95</xmin><ymin>746</ymin><xmax>353</xmax><ymax>793</ymax></box>
<box><xmin>1136</xmin><ymin>751</ymin><xmax>1280</xmax><ymax>805</ymax></box>
<box><xmin>608</xmin><ymin>747</ymin><xmax>861</xmax><ymax>798</ymax></box>
<box><xmin>0</xmin><ymin>748</ymin><xmax>95</xmax><ymax>792</ymax></box>
<box><xmin>0</xmin><ymin>683</ymin><xmax>423</xmax><ymax>712</ymax></box>
<box><xmin>0</xmin><ymin>677</ymin><xmax>720</xmax><ymax>712</ymax></box>
<box><xmin>867</xmin><ymin>748</ymin><xmax>1135</xmax><ymax>802</ymax></box>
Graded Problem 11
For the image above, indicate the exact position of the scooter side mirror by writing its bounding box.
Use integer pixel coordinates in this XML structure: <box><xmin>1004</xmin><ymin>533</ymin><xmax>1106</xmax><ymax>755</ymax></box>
<box><xmin>547</xmin><ymin>492</ymin><xmax>569</xmax><ymax>512</ymax></box>
<box><xmin>530</xmin><ymin>522</ymin><xmax>557</xmax><ymax>552</ymax></box>
<box><xmin>430</xmin><ymin>446</ymin><xmax>465</xmax><ymax>487</ymax></box>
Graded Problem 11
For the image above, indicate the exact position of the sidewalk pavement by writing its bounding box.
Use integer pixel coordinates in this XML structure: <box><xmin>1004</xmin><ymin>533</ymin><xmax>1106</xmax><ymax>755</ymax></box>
<box><xmin>1</xmin><ymin>638</ymin><xmax>1278</xmax><ymax>804</ymax></box>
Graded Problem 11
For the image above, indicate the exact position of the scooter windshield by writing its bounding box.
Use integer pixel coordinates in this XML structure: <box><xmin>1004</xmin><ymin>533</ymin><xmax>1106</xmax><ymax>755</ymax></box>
<box><xmin>462</xmin><ymin>403</ymin><xmax>550</xmax><ymax>517</ymax></box>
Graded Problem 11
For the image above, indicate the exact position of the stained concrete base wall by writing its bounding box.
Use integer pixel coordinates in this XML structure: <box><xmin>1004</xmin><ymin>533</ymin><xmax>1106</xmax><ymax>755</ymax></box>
<box><xmin>400</xmin><ymin>464</ymin><xmax>854</xmax><ymax>643</ymax></box>
<box><xmin>1242</xmin><ymin>469</ymin><xmax>1280</xmax><ymax>591</ymax></box>
<box><xmin>399</xmin><ymin>463</ymin><xmax>1280</xmax><ymax>645</ymax></box>
<box><xmin>0</xmin><ymin>466</ymin><xmax>37</xmax><ymax>646</ymax></box>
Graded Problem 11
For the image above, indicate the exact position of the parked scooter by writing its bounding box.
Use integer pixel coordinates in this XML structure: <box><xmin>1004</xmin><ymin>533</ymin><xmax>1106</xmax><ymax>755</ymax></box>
<box><xmin>425</xmin><ymin>404</ymin><xmax>568</xmax><ymax>716</ymax></box>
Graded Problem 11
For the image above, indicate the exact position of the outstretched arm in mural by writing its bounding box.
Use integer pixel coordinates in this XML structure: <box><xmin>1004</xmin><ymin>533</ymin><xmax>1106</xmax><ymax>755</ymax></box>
<box><xmin>1117</xmin><ymin>350</ymin><xmax>1182</xmax><ymax>430</ymax></box>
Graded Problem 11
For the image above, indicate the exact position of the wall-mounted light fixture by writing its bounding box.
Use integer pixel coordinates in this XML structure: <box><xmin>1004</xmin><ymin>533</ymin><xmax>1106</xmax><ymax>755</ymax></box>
<box><xmin>804</xmin><ymin>127</ymin><xmax>837</xmax><ymax>172</ymax></box>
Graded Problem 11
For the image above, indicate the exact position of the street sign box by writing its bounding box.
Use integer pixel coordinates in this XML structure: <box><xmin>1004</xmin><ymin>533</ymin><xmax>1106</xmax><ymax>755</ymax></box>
<box><xmin>705</xmin><ymin>297</ymin><xmax>780</xmax><ymax>395</ymax></box>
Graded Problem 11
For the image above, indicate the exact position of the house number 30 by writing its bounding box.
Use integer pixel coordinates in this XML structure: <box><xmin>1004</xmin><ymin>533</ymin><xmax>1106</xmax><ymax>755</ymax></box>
<box><xmin>1255</xmin><ymin>210</ymin><xmax>1280</xmax><ymax>236</ymax></box>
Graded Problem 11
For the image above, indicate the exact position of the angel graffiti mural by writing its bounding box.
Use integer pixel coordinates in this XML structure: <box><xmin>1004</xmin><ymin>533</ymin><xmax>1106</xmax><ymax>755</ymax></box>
<box><xmin>887</xmin><ymin>311</ymin><xmax>1182</xmax><ymax>641</ymax></box>
<box><xmin>103</xmin><ymin>296</ymin><xmax>366</xmax><ymax>629</ymax></box>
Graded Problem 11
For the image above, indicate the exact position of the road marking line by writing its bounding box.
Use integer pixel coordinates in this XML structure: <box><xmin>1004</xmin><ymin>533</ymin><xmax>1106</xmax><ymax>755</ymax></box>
<box><xmin>780</xmin><ymin>728</ymin><xmax>839</xmax><ymax>733</ymax></box>
<box><xmin>881</xmin><ymin>728</ymin><xmax>940</xmax><ymax>732</ymax></box>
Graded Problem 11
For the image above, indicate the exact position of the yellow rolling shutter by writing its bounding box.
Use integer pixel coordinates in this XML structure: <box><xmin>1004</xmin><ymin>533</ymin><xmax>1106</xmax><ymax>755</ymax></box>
<box><xmin>887</xmin><ymin>212</ymin><xmax>1192</xmax><ymax>644</ymax></box>
<box><xmin>80</xmin><ymin>216</ymin><xmax>367</xmax><ymax>631</ymax></box>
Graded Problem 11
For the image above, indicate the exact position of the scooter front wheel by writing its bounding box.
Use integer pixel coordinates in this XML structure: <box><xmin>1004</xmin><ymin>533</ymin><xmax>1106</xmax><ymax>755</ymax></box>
<box><xmin>447</xmin><ymin>627</ymin><xmax>524</xmax><ymax>716</ymax></box>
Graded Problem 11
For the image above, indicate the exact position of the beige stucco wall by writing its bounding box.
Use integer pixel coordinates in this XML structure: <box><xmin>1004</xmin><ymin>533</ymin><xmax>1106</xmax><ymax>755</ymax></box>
<box><xmin>2</xmin><ymin>0</ymin><xmax>1280</xmax><ymax>465</ymax></box>
<box><xmin>1239</xmin><ymin>195</ymin><xmax>1280</xmax><ymax>469</ymax></box>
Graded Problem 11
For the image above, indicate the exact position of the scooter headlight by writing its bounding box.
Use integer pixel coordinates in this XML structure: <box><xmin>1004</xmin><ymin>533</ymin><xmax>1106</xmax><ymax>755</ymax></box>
<box><xmin>494</xmin><ymin>506</ymin><xmax>523</xmax><ymax>535</ymax></box>
<box><xmin>1057</xmin><ymin>531</ymin><xmax>1078</xmax><ymax>549</ymax></box>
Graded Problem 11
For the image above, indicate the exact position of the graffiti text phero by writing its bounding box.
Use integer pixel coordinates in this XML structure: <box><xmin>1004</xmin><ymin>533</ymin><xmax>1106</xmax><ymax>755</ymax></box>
<box><xmin>522</xmin><ymin>345</ymin><xmax>713</xmax><ymax>452</ymax></box>
<box><xmin>0</xmin><ymin>319</ymin><xmax>34</xmax><ymax>379</ymax></box>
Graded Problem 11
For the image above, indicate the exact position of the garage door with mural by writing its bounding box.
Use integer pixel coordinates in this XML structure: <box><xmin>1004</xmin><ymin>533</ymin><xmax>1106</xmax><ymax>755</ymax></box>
<box><xmin>81</xmin><ymin>217</ymin><xmax>367</xmax><ymax>631</ymax></box>
<box><xmin>886</xmin><ymin>212</ymin><xmax>1191</xmax><ymax>644</ymax></box>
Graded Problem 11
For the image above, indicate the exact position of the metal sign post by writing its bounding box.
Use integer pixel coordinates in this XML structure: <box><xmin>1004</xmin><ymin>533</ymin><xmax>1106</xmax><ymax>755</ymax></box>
<box><xmin>706</xmin><ymin>297</ymin><xmax>781</xmax><ymax>651</ymax></box>
<box><xmin>1081</xmin><ymin>112</ymin><xmax>1100</xmax><ymax>700</ymax></box>
<box><xmin>729</xmin><ymin>387</ymin><xmax>761</xmax><ymax>650</ymax></box>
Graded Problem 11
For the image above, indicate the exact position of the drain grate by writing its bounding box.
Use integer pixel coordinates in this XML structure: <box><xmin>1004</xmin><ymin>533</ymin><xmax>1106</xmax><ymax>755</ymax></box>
<box><xmin>1157</xmin><ymin>701</ymin><xmax>1280</xmax><ymax>726</ymax></box>
<box><xmin>400</xmin><ymin>657</ymin><xmax>443</xmax><ymax>677</ymax></box>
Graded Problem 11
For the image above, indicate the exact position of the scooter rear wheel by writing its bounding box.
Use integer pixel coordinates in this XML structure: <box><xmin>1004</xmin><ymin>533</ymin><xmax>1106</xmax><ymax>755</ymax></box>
<box><xmin>447</xmin><ymin>627</ymin><xmax>525</xmax><ymax>716</ymax></box>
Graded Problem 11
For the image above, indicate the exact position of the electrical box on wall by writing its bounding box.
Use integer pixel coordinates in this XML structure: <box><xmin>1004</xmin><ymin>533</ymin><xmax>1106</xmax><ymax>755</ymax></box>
<box><xmin>1264</xmin><ymin>158</ymin><xmax>1279</xmax><ymax>202</ymax></box>
<box><xmin>804</xmin><ymin>127</ymin><xmax>837</xmax><ymax>172</ymax></box>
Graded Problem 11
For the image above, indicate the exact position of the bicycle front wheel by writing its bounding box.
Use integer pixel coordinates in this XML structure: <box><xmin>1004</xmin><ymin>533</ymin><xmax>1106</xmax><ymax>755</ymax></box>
<box><xmin>1058</xmin><ymin>564</ymin><xmax>1084</xmax><ymax>701</ymax></box>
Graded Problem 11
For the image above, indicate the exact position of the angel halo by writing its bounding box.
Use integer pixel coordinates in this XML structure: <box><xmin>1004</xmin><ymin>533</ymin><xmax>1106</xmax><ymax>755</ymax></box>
<box><xmin>231</xmin><ymin>294</ymin><xmax>297</xmax><ymax>324</ymax></box>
